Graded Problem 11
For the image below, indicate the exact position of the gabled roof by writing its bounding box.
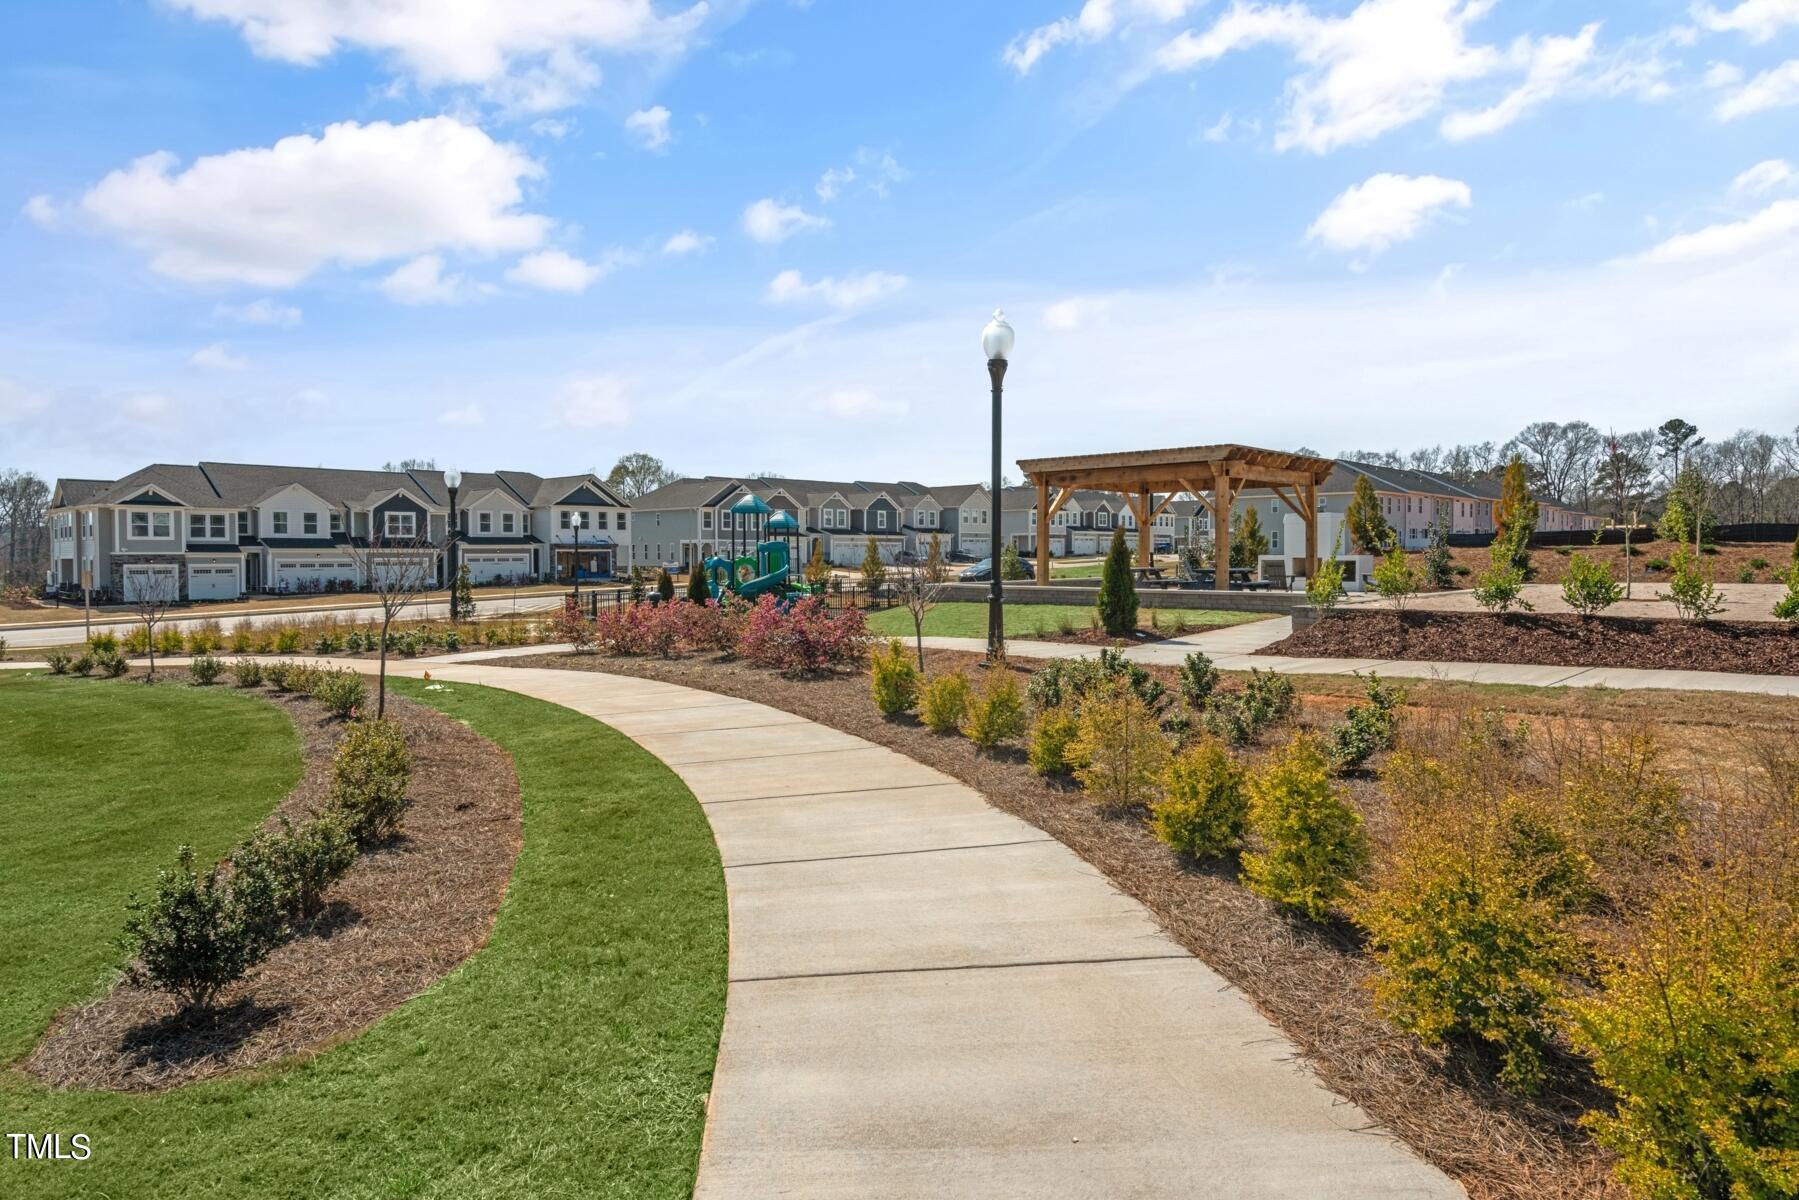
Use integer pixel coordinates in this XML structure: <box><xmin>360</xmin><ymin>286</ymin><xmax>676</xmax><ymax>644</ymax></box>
<box><xmin>51</xmin><ymin>478</ymin><xmax>114</xmax><ymax>508</ymax></box>
<box><xmin>82</xmin><ymin>465</ymin><xmax>220</xmax><ymax>508</ymax></box>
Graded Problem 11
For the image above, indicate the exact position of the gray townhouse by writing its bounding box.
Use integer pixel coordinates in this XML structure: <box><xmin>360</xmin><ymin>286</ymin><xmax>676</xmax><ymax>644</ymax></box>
<box><xmin>47</xmin><ymin>462</ymin><xmax>631</xmax><ymax>602</ymax></box>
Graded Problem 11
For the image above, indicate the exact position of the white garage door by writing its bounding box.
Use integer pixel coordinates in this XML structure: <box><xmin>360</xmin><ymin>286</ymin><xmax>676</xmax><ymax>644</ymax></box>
<box><xmin>465</xmin><ymin>553</ymin><xmax>530</xmax><ymax>584</ymax></box>
<box><xmin>274</xmin><ymin>558</ymin><xmax>354</xmax><ymax>592</ymax></box>
<box><xmin>366</xmin><ymin>556</ymin><xmax>435</xmax><ymax>590</ymax></box>
<box><xmin>1071</xmin><ymin>533</ymin><xmax>1099</xmax><ymax>555</ymax></box>
<box><xmin>828</xmin><ymin>540</ymin><xmax>862</xmax><ymax>567</ymax></box>
<box><xmin>123</xmin><ymin>564</ymin><xmax>179</xmax><ymax>603</ymax></box>
<box><xmin>188</xmin><ymin>564</ymin><xmax>240</xmax><ymax>601</ymax></box>
<box><xmin>959</xmin><ymin>536</ymin><xmax>991</xmax><ymax>558</ymax></box>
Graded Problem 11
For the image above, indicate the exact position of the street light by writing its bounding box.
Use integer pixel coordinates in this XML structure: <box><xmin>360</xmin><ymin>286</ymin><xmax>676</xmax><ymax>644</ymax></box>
<box><xmin>568</xmin><ymin>510</ymin><xmax>588</xmax><ymax>607</ymax></box>
<box><xmin>981</xmin><ymin>309</ymin><xmax>1015</xmax><ymax>663</ymax></box>
<box><xmin>444</xmin><ymin>467</ymin><xmax>463</xmax><ymax>626</ymax></box>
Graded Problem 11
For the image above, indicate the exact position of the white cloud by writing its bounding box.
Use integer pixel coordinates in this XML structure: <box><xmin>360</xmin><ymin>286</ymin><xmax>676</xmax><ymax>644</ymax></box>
<box><xmin>1199</xmin><ymin>113</ymin><xmax>1234</xmax><ymax>142</ymax></box>
<box><xmin>815</xmin><ymin>149</ymin><xmax>908</xmax><ymax>202</ymax></box>
<box><xmin>71</xmin><ymin>117</ymin><xmax>548</xmax><ymax>288</ymax></box>
<box><xmin>1043</xmin><ymin>295</ymin><xmax>1115</xmax><ymax>331</ymax></box>
<box><xmin>810</xmin><ymin>388</ymin><xmax>907</xmax><ymax>419</ymax></box>
<box><xmin>530</xmin><ymin>117</ymin><xmax>575</xmax><ymax>139</ymax></box>
<box><xmin>1003</xmin><ymin>0</ymin><xmax>1205</xmax><ymax>73</ymax></box>
<box><xmin>1156</xmin><ymin>1</ymin><xmax>1613</xmax><ymax>153</ymax></box>
<box><xmin>741</xmin><ymin>198</ymin><xmax>830</xmax><ymax>243</ymax></box>
<box><xmin>189</xmin><ymin>341</ymin><xmax>250</xmax><ymax>370</ymax></box>
<box><xmin>1732</xmin><ymin>158</ymin><xmax>1795</xmax><ymax>194</ymax></box>
<box><xmin>1716</xmin><ymin>58</ymin><xmax>1799</xmax><ymax>118</ymax></box>
<box><xmin>166</xmin><ymin>0</ymin><xmax>711</xmax><ymax>112</ymax></box>
<box><xmin>555</xmin><ymin>374</ymin><xmax>630</xmax><ymax>427</ymax></box>
<box><xmin>1694</xmin><ymin>0</ymin><xmax>1799</xmax><ymax>43</ymax></box>
<box><xmin>441</xmin><ymin>402</ymin><xmax>485</xmax><ymax>426</ymax></box>
<box><xmin>765</xmin><ymin>269</ymin><xmax>908</xmax><ymax>310</ymax></box>
<box><xmin>816</xmin><ymin>165</ymin><xmax>854</xmax><ymax>202</ymax></box>
<box><xmin>1307</xmin><ymin>173</ymin><xmax>1472</xmax><ymax>257</ymax></box>
<box><xmin>22</xmin><ymin>194</ymin><xmax>58</xmax><ymax>227</ymax></box>
<box><xmin>380</xmin><ymin>254</ymin><xmax>470</xmax><ymax>304</ymax></box>
<box><xmin>625</xmin><ymin>105</ymin><xmax>672</xmax><ymax>150</ymax></box>
<box><xmin>1705</xmin><ymin>60</ymin><xmax>1746</xmax><ymax>87</ymax></box>
<box><xmin>662</xmin><ymin>229</ymin><xmax>713</xmax><ymax>254</ymax></box>
<box><xmin>214</xmin><ymin>298</ymin><xmax>302</xmax><ymax>326</ymax></box>
<box><xmin>505</xmin><ymin>248</ymin><xmax>631</xmax><ymax>292</ymax></box>
<box><xmin>1630</xmin><ymin>199</ymin><xmax>1799</xmax><ymax>265</ymax></box>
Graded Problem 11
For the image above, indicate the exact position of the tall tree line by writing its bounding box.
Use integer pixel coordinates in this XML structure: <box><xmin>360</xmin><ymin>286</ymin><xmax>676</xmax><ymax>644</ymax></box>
<box><xmin>0</xmin><ymin>469</ymin><xmax>51</xmax><ymax>586</ymax></box>
<box><xmin>1341</xmin><ymin>417</ymin><xmax>1799</xmax><ymax>524</ymax></box>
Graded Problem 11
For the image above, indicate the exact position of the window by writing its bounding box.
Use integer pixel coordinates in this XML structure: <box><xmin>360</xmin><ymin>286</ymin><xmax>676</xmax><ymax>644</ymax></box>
<box><xmin>559</xmin><ymin>510</ymin><xmax>571</xmax><ymax>529</ymax></box>
<box><xmin>502</xmin><ymin>512</ymin><xmax>515</xmax><ymax>533</ymax></box>
<box><xmin>330</xmin><ymin>512</ymin><xmax>343</xmax><ymax>533</ymax></box>
<box><xmin>303</xmin><ymin>513</ymin><xmax>320</xmax><ymax>535</ymax></box>
<box><xmin>237</xmin><ymin>510</ymin><xmax>249</xmax><ymax>535</ymax></box>
<box><xmin>189</xmin><ymin>514</ymin><xmax>206</xmax><ymax>538</ymax></box>
<box><xmin>479</xmin><ymin>512</ymin><xmax>493</xmax><ymax>534</ymax></box>
<box><xmin>272</xmin><ymin>511</ymin><xmax>290</xmax><ymax>535</ymax></box>
<box><xmin>131</xmin><ymin>511</ymin><xmax>172</xmax><ymax>539</ymax></box>
<box><xmin>1098</xmin><ymin>511</ymin><xmax>1111</xmax><ymax>528</ymax></box>
<box><xmin>595</xmin><ymin>512</ymin><xmax>609</xmax><ymax>529</ymax></box>
<box><xmin>875</xmin><ymin>510</ymin><xmax>888</xmax><ymax>530</ymax></box>
<box><xmin>702</xmin><ymin>510</ymin><xmax>713</xmax><ymax>529</ymax></box>
<box><xmin>384</xmin><ymin>511</ymin><xmax>416</xmax><ymax>538</ymax></box>
<box><xmin>617</xmin><ymin>513</ymin><xmax>626</xmax><ymax>531</ymax></box>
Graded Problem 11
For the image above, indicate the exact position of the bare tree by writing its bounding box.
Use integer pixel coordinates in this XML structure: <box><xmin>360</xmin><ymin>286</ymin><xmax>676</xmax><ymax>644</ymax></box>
<box><xmin>0</xmin><ymin>469</ymin><xmax>51</xmax><ymax>586</ymax></box>
<box><xmin>129</xmin><ymin>567</ymin><xmax>181</xmax><ymax>683</ymax></box>
<box><xmin>346</xmin><ymin>532</ymin><xmax>442</xmax><ymax>718</ymax></box>
<box><xmin>890</xmin><ymin>563</ymin><xmax>948</xmax><ymax>670</ymax></box>
<box><xmin>603</xmin><ymin>452</ymin><xmax>680</xmax><ymax>500</ymax></box>
<box><xmin>381</xmin><ymin>457</ymin><xmax>437</xmax><ymax>472</ymax></box>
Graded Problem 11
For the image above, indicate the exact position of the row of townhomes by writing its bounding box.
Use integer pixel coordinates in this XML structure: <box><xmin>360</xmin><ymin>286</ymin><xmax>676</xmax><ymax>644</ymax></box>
<box><xmin>627</xmin><ymin>465</ymin><xmax>1601</xmax><ymax>571</ymax></box>
<box><xmin>48</xmin><ymin>463</ymin><xmax>631</xmax><ymax>602</ymax></box>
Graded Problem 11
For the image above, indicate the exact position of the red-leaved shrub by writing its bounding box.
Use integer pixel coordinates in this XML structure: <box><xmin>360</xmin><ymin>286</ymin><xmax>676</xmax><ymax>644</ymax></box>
<box><xmin>737</xmin><ymin>595</ymin><xmax>869</xmax><ymax>675</ymax></box>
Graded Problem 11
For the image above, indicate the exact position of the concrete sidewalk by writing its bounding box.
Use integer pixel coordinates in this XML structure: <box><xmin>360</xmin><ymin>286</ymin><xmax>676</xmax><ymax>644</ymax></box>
<box><xmin>364</xmin><ymin>659</ymin><xmax>1459</xmax><ymax>1198</ymax></box>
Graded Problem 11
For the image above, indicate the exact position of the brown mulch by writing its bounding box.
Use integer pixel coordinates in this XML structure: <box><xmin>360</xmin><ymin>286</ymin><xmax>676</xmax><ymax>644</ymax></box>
<box><xmin>491</xmin><ymin>648</ymin><xmax>1630</xmax><ymax>1200</ymax></box>
<box><xmin>1262</xmin><ymin>610</ymin><xmax>1799</xmax><ymax>676</ymax></box>
<box><xmin>26</xmin><ymin>686</ymin><xmax>522</xmax><ymax>1092</ymax></box>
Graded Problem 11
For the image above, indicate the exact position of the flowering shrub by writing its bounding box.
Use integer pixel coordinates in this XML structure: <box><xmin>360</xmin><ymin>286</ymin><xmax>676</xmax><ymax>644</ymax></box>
<box><xmin>737</xmin><ymin>595</ymin><xmax>868</xmax><ymax>676</ymax></box>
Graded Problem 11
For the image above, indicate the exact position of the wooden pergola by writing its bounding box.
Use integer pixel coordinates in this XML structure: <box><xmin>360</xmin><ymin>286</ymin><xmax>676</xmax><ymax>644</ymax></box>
<box><xmin>1016</xmin><ymin>444</ymin><xmax>1338</xmax><ymax>591</ymax></box>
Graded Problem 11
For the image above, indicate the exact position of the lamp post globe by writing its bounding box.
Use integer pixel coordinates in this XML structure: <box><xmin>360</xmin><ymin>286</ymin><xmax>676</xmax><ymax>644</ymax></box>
<box><xmin>981</xmin><ymin>310</ymin><xmax>1014</xmax><ymax>663</ymax></box>
<box><xmin>444</xmin><ymin>467</ymin><xmax>463</xmax><ymax>625</ymax></box>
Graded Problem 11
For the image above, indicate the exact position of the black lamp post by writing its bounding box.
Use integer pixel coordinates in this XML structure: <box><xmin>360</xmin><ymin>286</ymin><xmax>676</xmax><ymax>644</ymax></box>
<box><xmin>444</xmin><ymin>467</ymin><xmax>463</xmax><ymax>626</ymax></box>
<box><xmin>569</xmin><ymin>511</ymin><xmax>586</xmax><ymax>605</ymax></box>
<box><xmin>981</xmin><ymin>310</ymin><xmax>1015</xmax><ymax>663</ymax></box>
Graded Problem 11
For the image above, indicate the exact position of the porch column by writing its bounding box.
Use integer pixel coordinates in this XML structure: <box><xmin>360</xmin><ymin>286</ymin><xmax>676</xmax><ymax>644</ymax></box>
<box><xmin>1035</xmin><ymin>477</ymin><xmax>1050</xmax><ymax>585</ymax></box>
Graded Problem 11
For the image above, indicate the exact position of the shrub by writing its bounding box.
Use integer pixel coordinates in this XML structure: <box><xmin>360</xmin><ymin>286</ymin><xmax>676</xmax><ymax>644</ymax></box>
<box><xmin>1241</xmin><ymin>734</ymin><xmax>1368</xmax><ymax>920</ymax></box>
<box><xmin>46</xmin><ymin>649</ymin><xmax>71</xmax><ymax>675</ymax></box>
<box><xmin>1422</xmin><ymin>522</ymin><xmax>1454</xmax><ymax>590</ymax></box>
<box><xmin>156</xmin><ymin>627</ymin><xmax>187</xmax><ymax>656</ymax></box>
<box><xmin>233</xmin><ymin>816</ymin><xmax>359</xmax><ymax>930</ymax></box>
<box><xmin>1737</xmin><ymin>565</ymin><xmax>1757</xmax><ymax>584</ymax></box>
<box><xmin>227</xmin><ymin>621</ymin><xmax>253</xmax><ymax>654</ymax></box>
<box><xmin>1371</xmin><ymin>548</ymin><xmax>1421</xmax><ymax>616</ymax></box>
<box><xmin>1152</xmin><ymin>738</ymin><xmax>1247</xmax><ymax>859</ymax></box>
<box><xmin>188</xmin><ymin>653</ymin><xmax>225</xmax><ymax>686</ymax></box>
<box><xmin>1327</xmin><ymin>673</ymin><xmax>1407</xmax><ymax>771</ymax></box>
<box><xmin>274</xmin><ymin>627</ymin><xmax>304</xmax><ymax>654</ymax></box>
<box><xmin>262</xmin><ymin>660</ymin><xmax>294</xmax><ymax>691</ymax></box>
<box><xmin>1028</xmin><ymin>707</ymin><xmax>1081</xmax><ymax>776</ymax></box>
<box><xmin>230</xmin><ymin>657</ymin><xmax>264</xmax><ymax>687</ymax></box>
<box><xmin>121</xmin><ymin>845</ymin><xmax>270</xmax><ymax>1011</ymax></box>
<box><xmin>1568</xmin><ymin>862</ymin><xmax>1798</xmax><ymax>1200</ymax></box>
<box><xmin>1562</xmin><ymin>553</ymin><xmax>1623</xmax><ymax>617</ymax></box>
<box><xmin>999</xmin><ymin>543</ymin><xmax>1030</xmax><ymax>581</ymax></box>
<box><xmin>313</xmin><ymin>632</ymin><xmax>341</xmax><ymax>655</ymax></box>
<box><xmin>869</xmin><ymin>638</ymin><xmax>921</xmax><ymax>715</ymax></box>
<box><xmin>1306</xmin><ymin>558</ymin><xmax>1345</xmax><ymax>614</ymax></box>
<box><xmin>87</xmin><ymin>631</ymin><xmax>118</xmax><ymax>654</ymax></box>
<box><xmin>1558</xmin><ymin>731</ymin><xmax>1685</xmax><ymax>906</ymax></box>
<box><xmin>1773</xmin><ymin>567</ymin><xmax>1799</xmax><ymax>625</ymax></box>
<box><xmin>122</xmin><ymin>626</ymin><xmax>150</xmax><ymax>655</ymax></box>
<box><xmin>313</xmin><ymin>668</ymin><xmax>369</xmax><ymax>719</ymax></box>
<box><xmin>1026</xmin><ymin>647</ymin><xmax>1165</xmax><ymax>715</ymax></box>
<box><xmin>326</xmin><ymin>719</ymin><xmax>413</xmax><ymax>846</ymax></box>
<box><xmin>962</xmin><ymin>670</ymin><xmax>1028</xmax><ymax>751</ymax></box>
<box><xmin>1356</xmin><ymin>795</ymin><xmax>1579</xmax><ymax>1091</ymax></box>
<box><xmin>1202</xmin><ymin>669</ymin><xmax>1295</xmax><ymax>746</ymax></box>
<box><xmin>738</xmin><ymin>595</ymin><xmax>869</xmax><ymax>676</ymax></box>
<box><xmin>186</xmin><ymin>620</ymin><xmax>222</xmax><ymax>654</ymax></box>
<box><xmin>96</xmin><ymin>649</ymin><xmax>128</xmax><ymax>677</ymax></box>
<box><xmin>1176</xmin><ymin>651</ymin><xmax>1219</xmax><ymax>710</ymax></box>
<box><xmin>919</xmin><ymin>670</ymin><xmax>972</xmax><ymax>734</ymax></box>
<box><xmin>1645</xmin><ymin>558</ymin><xmax>1669</xmax><ymax>572</ymax></box>
<box><xmin>1070</xmin><ymin>687</ymin><xmax>1170</xmax><ymax>811</ymax></box>
<box><xmin>552</xmin><ymin>596</ymin><xmax>596</xmax><ymax>652</ymax></box>
<box><xmin>1472</xmin><ymin>563</ymin><xmax>1533</xmax><ymax>614</ymax></box>
<box><xmin>686</xmin><ymin>563</ymin><xmax>711</xmax><ymax>603</ymax></box>
<box><xmin>71</xmin><ymin>653</ymin><xmax>94</xmax><ymax>676</ymax></box>
<box><xmin>1660</xmin><ymin>547</ymin><xmax>1726</xmax><ymax>621</ymax></box>
<box><xmin>656</xmin><ymin>569</ymin><xmax>676</xmax><ymax>603</ymax></box>
<box><xmin>1096</xmin><ymin>528</ymin><xmax>1140</xmax><ymax>637</ymax></box>
<box><xmin>1750</xmin><ymin>556</ymin><xmax>1771</xmax><ymax>571</ymax></box>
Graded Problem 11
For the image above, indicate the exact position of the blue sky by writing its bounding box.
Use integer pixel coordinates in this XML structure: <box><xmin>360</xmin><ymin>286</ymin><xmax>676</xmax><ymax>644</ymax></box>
<box><xmin>5</xmin><ymin>0</ymin><xmax>1798</xmax><ymax>486</ymax></box>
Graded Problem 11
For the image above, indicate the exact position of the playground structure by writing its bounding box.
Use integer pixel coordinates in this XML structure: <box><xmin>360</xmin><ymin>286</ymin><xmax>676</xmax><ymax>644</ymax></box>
<box><xmin>700</xmin><ymin>494</ymin><xmax>811</xmax><ymax>602</ymax></box>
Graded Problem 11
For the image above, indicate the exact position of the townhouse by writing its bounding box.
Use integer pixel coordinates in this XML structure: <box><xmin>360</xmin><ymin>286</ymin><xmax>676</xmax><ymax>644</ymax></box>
<box><xmin>47</xmin><ymin>462</ymin><xmax>630</xmax><ymax>602</ymax></box>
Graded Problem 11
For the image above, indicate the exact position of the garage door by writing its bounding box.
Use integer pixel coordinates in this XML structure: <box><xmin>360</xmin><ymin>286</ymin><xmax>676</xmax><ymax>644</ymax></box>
<box><xmin>274</xmin><ymin>558</ymin><xmax>354</xmax><ymax>592</ymax></box>
<box><xmin>188</xmin><ymin>564</ymin><xmax>240</xmax><ymax>601</ymax></box>
<box><xmin>828</xmin><ymin>540</ymin><xmax>862</xmax><ymax>567</ymax></box>
<box><xmin>366</xmin><ymin>557</ymin><xmax>436</xmax><ymax>590</ymax></box>
<box><xmin>465</xmin><ymin>553</ymin><xmax>530</xmax><ymax>584</ymax></box>
<box><xmin>959</xmin><ymin>536</ymin><xmax>990</xmax><ymax>558</ymax></box>
<box><xmin>1071</xmin><ymin>533</ymin><xmax>1099</xmax><ymax>555</ymax></box>
<box><xmin>123</xmin><ymin>564</ymin><xmax>179</xmax><ymax>603</ymax></box>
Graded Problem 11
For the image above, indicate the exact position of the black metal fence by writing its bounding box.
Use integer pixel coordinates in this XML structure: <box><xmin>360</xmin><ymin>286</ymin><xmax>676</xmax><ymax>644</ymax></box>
<box><xmin>1446</xmin><ymin>523</ymin><xmax>1798</xmax><ymax>550</ymax></box>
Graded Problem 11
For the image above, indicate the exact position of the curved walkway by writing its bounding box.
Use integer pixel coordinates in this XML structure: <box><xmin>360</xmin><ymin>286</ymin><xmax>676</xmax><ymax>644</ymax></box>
<box><xmin>382</xmin><ymin>658</ymin><xmax>1460</xmax><ymax>1198</ymax></box>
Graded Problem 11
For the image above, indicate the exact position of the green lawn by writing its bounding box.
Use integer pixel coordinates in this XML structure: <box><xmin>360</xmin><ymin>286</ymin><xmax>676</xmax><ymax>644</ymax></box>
<box><xmin>865</xmin><ymin>601</ymin><xmax>1270</xmax><ymax>639</ymax></box>
<box><xmin>2</xmin><ymin>673</ymin><xmax>727</xmax><ymax>1200</ymax></box>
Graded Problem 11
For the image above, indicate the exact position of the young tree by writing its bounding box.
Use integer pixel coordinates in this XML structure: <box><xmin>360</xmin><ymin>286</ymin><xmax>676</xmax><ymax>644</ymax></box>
<box><xmin>656</xmin><ymin>569</ymin><xmax>676</xmax><ymax>603</ymax></box>
<box><xmin>686</xmin><ymin>560</ymin><xmax>712</xmax><ymax>603</ymax></box>
<box><xmin>1233</xmin><ymin>506</ymin><xmax>1271</xmax><ymax>568</ymax></box>
<box><xmin>346</xmin><ymin>531</ymin><xmax>441</xmax><ymax>718</ymax></box>
<box><xmin>1371</xmin><ymin>547</ymin><xmax>1422</xmax><ymax>618</ymax></box>
<box><xmin>449</xmin><ymin>562</ymin><xmax>475</xmax><ymax>622</ymax></box>
<box><xmin>1493</xmin><ymin>456</ymin><xmax>1538</xmax><ymax>575</ymax></box>
<box><xmin>803</xmin><ymin>540</ymin><xmax>831</xmax><ymax>591</ymax></box>
<box><xmin>999</xmin><ymin>542</ymin><xmax>1030</xmax><ymax>580</ymax></box>
<box><xmin>891</xmin><ymin>563</ymin><xmax>949</xmax><ymax>668</ymax></box>
<box><xmin>1421</xmin><ymin>519</ymin><xmax>1454</xmax><ymax>589</ymax></box>
<box><xmin>129</xmin><ymin>567</ymin><xmax>181</xmax><ymax>683</ymax></box>
<box><xmin>923</xmin><ymin>531</ymin><xmax>947</xmax><ymax>583</ymax></box>
<box><xmin>1596</xmin><ymin>432</ymin><xmax>1654</xmax><ymax>598</ymax></box>
<box><xmin>1346</xmin><ymin>475</ymin><xmax>1395</xmax><ymax>555</ymax></box>
<box><xmin>1096</xmin><ymin>527</ymin><xmax>1139</xmax><ymax>637</ymax></box>
<box><xmin>859</xmin><ymin>536</ymin><xmax>887</xmax><ymax>599</ymax></box>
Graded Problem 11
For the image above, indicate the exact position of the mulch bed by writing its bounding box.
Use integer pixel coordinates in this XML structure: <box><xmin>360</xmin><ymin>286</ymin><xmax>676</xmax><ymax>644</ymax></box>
<box><xmin>492</xmin><ymin>648</ymin><xmax>1620</xmax><ymax>1200</ymax></box>
<box><xmin>26</xmin><ymin>684</ymin><xmax>522</xmax><ymax>1092</ymax></box>
<box><xmin>1262</xmin><ymin>610</ymin><xmax>1799</xmax><ymax>676</ymax></box>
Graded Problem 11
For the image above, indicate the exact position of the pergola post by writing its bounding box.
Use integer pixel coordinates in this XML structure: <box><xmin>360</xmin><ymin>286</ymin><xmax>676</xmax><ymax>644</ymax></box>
<box><xmin>1213</xmin><ymin>467</ymin><xmax>1233</xmax><ymax>592</ymax></box>
<box><xmin>1134</xmin><ymin>487</ymin><xmax>1152</xmax><ymax>567</ymax></box>
<box><xmin>1034</xmin><ymin>477</ymin><xmax>1050</xmax><ymax>586</ymax></box>
<box><xmin>1303</xmin><ymin>480</ymin><xmax>1319</xmax><ymax>579</ymax></box>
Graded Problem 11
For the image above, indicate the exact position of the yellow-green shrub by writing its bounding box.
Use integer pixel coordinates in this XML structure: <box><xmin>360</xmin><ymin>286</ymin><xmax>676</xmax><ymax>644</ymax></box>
<box><xmin>1152</xmin><ymin>737</ymin><xmax>1247</xmax><ymax>859</ymax></box>
<box><xmin>869</xmin><ymin>638</ymin><xmax>920</xmax><ymax>716</ymax></box>
<box><xmin>1557</xmin><ymin>731</ymin><xmax>1685</xmax><ymax>905</ymax></box>
<box><xmin>1356</xmin><ymin>794</ymin><xmax>1582</xmax><ymax>1091</ymax></box>
<box><xmin>1241</xmin><ymin>734</ymin><xmax>1367</xmax><ymax>920</ymax></box>
<box><xmin>962</xmin><ymin>671</ymin><xmax>1028</xmax><ymax>751</ymax></box>
<box><xmin>919</xmin><ymin>670</ymin><xmax>972</xmax><ymax>734</ymax></box>
<box><xmin>1029</xmin><ymin>707</ymin><xmax>1081</xmax><ymax>776</ymax></box>
<box><xmin>1069</xmin><ymin>687</ymin><xmax>1169</xmax><ymax>811</ymax></box>
<box><xmin>326</xmin><ymin>720</ymin><xmax>413</xmax><ymax>846</ymax></box>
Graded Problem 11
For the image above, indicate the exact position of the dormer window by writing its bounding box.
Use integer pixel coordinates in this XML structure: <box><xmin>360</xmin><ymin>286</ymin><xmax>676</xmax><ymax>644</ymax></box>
<box><xmin>502</xmin><ymin>512</ymin><xmax>515</xmax><ymax>533</ymax></box>
<box><xmin>272</xmin><ymin>511</ymin><xmax>289</xmax><ymax>535</ymax></box>
<box><xmin>479</xmin><ymin>511</ymin><xmax>493</xmax><ymax>534</ymax></box>
<box><xmin>302</xmin><ymin>513</ymin><xmax>320</xmax><ymax>536</ymax></box>
<box><xmin>875</xmin><ymin>510</ymin><xmax>888</xmax><ymax>530</ymax></box>
<box><xmin>384</xmin><ymin>511</ymin><xmax>417</xmax><ymax>538</ymax></box>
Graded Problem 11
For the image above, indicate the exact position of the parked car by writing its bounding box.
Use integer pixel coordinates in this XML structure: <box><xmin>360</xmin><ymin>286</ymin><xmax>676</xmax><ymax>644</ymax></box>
<box><xmin>959</xmin><ymin>558</ymin><xmax>993</xmax><ymax>581</ymax></box>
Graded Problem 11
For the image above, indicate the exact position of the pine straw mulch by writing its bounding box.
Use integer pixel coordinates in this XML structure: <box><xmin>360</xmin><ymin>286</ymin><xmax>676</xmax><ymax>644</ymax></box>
<box><xmin>485</xmin><ymin>646</ymin><xmax>1675</xmax><ymax>1200</ymax></box>
<box><xmin>1262</xmin><ymin>609</ymin><xmax>1799</xmax><ymax>675</ymax></box>
<box><xmin>26</xmin><ymin>684</ymin><xmax>522</xmax><ymax>1093</ymax></box>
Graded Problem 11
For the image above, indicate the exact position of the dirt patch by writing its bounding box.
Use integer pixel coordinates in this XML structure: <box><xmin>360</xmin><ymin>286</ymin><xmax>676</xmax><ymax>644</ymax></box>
<box><xmin>492</xmin><ymin>647</ymin><xmax>1681</xmax><ymax>1200</ymax></box>
<box><xmin>26</xmin><ymin>685</ymin><xmax>522</xmax><ymax>1092</ymax></box>
<box><xmin>1263</xmin><ymin>609</ymin><xmax>1799</xmax><ymax>676</ymax></box>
